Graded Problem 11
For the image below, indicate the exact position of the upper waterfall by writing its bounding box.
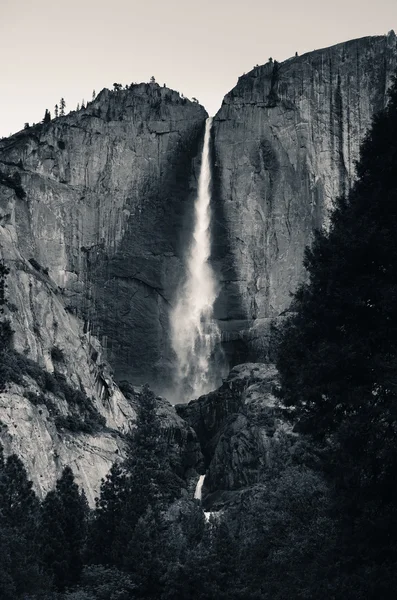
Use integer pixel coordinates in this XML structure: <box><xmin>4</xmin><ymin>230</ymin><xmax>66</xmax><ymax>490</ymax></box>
<box><xmin>171</xmin><ymin>117</ymin><xmax>225</xmax><ymax>401</ymax></box>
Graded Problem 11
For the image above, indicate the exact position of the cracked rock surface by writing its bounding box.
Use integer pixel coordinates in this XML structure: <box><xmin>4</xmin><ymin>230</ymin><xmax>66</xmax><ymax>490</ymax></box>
<box><xmin>0</xmin><ymin>83</ymin><xmax>207</xmax><ymax>392</ymax></box>
<box><xmin>212</xmin><ymin>32</ymin><xmax>397</xmax><ymax>361</ymax></box>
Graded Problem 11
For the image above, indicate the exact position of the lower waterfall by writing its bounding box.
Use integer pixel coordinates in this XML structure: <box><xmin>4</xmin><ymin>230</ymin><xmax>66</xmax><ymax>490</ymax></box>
<box><xmin>194</xmin><ymin>474</ymin><xmax>205</xmax><ymax>500</ymax></box>
<box><xmin>194</xmin><ymin>474</ymin><xmax>216</xmax><ymax>521</ymax></box>
<box><xmin>171</xmin><ymin>117</ymin><xmax>225</xmax><ymax>401</ymax></box>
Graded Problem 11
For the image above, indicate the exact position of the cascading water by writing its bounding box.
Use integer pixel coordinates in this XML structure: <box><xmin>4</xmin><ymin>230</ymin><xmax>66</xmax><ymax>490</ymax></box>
<box><xmin>194</xmin><ymin>474</ymin><xmax>217</xmax><ymax>522</ymax></box>
<box><xmin>194</xmin><ymin>475</ymin><xmax>205</xmax><ymax>500</ymax></box>
<box><xmin>171</xmin><ymin>117</ymin><xmax>225</xmax><ymax>400</ymax></box>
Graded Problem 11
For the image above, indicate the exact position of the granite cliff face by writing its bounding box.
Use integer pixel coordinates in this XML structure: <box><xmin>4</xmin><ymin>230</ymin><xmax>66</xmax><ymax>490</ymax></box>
<box><xmin>0</xmin><ymin>84</ymin><xmax>207</xmax><ymax>391</ymax></box>
<box><xmin>1</xmin><ymin>35</ymin><xmax>395</xmax><ymax>388</ymax></box>
<box><xmin>212</xmin><ymin>32</ymin><xmax>397</xmax><ymax>361</ymax></box>
<box><xmin>177</xmin><ymin>363</ymin><xmax>288</xmax><ymax>509</ymax></box>
<box><xmin>0</xmin><ymin>34</ymin><xmax>396</xmax><ymax>501</ymax></box>
<box><xmin>0</xmin><ymin>85</ymin><xmax>206</xmax><ymax>499</ymax></box>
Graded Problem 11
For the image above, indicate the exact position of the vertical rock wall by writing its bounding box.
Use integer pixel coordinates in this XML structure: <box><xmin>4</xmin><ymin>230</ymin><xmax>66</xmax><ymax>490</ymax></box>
<box><xmin>0</xmin><ymin>85</ymin><xmax>207</xmax><ymax>391</ymax></box>
<box><xmin>212</xmin><ymin>32</ymin><xmax>397</xmax><ymax>360</ymax></box>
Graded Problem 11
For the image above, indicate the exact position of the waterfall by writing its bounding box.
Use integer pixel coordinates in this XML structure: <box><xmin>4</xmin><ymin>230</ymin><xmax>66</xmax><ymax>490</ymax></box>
<box><xmin>194</xmin><ymin>474</ymin><xmax>205</xmax><ymax>500</ymax></box>
<box><xmin>171</xmin><ymin>117</ymin><xmax>225</xmax><ymax>401</ymax></box>
<box><xmin>194</xmin><ymin>474</ymin><xmax>216</xmax><ymax>521</ymax></box>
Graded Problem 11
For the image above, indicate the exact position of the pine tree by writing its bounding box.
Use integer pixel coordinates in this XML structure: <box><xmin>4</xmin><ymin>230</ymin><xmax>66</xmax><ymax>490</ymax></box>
<box><xmin>123</xmin><ymin>505</ymin><xmax>166</xmax><ymax>595</ymax></box>
<box><xmin>42</xmin><ymin>109</ymin><xmax>51</xmax><ymax>123</ymax></box>
<box><xmin>0</xmin><ymin>446</ymin><xmax>50</xmax><ymax>598</ymax></box>
<box><xmin>0</xmin><ymin>453</ymin><xmax>39</xmax><ymax>530</ymax></box>
<box><xmin>88</xmin><ymin>462</ymin><xmax>127</xmax><ymax>565</ymax></box>
<box><xmin>40</xmin><ymin>466</ymin><xmax>88</xmax><ymax>590</ymax></box>
<box><xmin>54</xmin><ymin>104</ymin><xmax>59</xmax><ymax>118</ymax></box>
<box><xmin>123</xmin><ymin>385</ymin><xmax>170</xmax><ymax>510</ymax></box>
<box><xmin>276</xmin><ymin>75</ymin><xmax>397</xmax><ymax>590</ymax></box>
<box><xmin>111</xmin><ymin>385</ymin><xmax>183</xmax><ymax>566</ymax></box>
<box><xmin>277</xmin><ymin>75</ymin><xmax>397</xmax><ymax>436</ymax></box>
<box><xmin>92</xmin><ymin>89</ymin><xmax>96</xmax><ymax>100</ymax></box>
<box><xmin>60</xmin><ymin>98</ymin><xmax>66</xmax><ymax>116</ymax></box>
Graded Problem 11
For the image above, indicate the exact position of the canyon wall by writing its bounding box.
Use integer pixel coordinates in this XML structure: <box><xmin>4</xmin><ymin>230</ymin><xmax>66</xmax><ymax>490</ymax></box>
<box><xmin>0</xmin><ymin>84</ymin><xmax>207</xmax><ymax>392</ymax></box>
<box><xmin>0</xmin><ymin>85</ymin><xmax>206</xmax><ymax>498</ymax></box>
<box><xmin>212</xmin><ymin>31</ymin><xmax>397</xmax><ymax>361</ymax></box>
<box><xmin>1</xmin><ymin>34</ymin><xmax>396</xmax><ymax>501</ymax></box>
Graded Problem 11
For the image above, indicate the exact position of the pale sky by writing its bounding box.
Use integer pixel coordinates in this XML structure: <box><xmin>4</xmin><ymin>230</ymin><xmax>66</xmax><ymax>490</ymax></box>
<box><xmin>1</xmin><ymin>0</ymin><xmax>396</xmax><ymax>137</ymax></box>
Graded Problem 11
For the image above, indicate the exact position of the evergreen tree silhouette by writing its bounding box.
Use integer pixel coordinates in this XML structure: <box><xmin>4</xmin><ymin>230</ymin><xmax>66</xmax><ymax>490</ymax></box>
<box><xmin>277</xmin><ymin>76</ymin><xmax>397</xmax><ymax>436</ymax></box>
<box><xmin>42</xmin><ymin>109</ymin><xmax>51</xmax><ymax>123</ymax></box>
<box><xmin>39</xmin><ymin>466</ymin><xmax>88</xmax><ymax>590</ymax></box>
<box><xmin>276</xmin><ymin>75</ymin><xmax>397</xmax><ymax>591</ymax></box>
<box><xmin>88</xmin><ymin>461</ymin><xmax>127</xmax><ymax>565</ymax></box>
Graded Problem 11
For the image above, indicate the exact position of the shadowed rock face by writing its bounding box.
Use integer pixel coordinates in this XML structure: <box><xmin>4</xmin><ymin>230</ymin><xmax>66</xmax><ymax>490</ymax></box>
<box><xmin>0</xmin><ymin>84</ymin><xmax>206</xmax><ymax>499</ymax></box>
<box><xmin>176</xmin><ymin>363</ymin><xmax>287</xmax><ymax>509</ymax></box>
<box><xmin>0</xmin><ymin>84</ymin><xmax>207</xmax><ymax>392</ymax></box>
<box><xmin>212</xmin><ymin>32</ymin><xmax>397</xmax><ymax>362</ymax></box>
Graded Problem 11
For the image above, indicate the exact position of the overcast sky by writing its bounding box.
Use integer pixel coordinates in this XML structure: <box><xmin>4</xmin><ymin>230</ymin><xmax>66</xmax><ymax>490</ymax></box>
<box><xmin>1</xmin><ymin>0</ymin><xmax>396</xmax><ymax>137</ymax></box>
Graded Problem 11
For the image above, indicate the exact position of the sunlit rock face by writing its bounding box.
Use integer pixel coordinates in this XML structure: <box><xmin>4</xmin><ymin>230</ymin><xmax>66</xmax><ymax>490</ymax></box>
<box><xmin>212</xmin><ymin>32</ymin><xmax>397</xmax><ymax>361</ymax></box>
<box><xmin>0</xmin><ymin>84</ymin><xmax>207</xmax><ymax>392</ymax></box>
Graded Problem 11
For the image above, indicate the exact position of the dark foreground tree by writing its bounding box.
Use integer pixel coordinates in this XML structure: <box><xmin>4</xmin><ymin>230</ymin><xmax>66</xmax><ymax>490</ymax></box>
<box><xmin>277</xmin><ymin>76</ymin><xmax>397</xmax><ymax>597</ymax></box>
<box><xmin>42</xmin><ymin>109</ymin><xmax>51</xmax><ymax>123</ymax></box>
<box><xmin>88</xmin><ymin>461</ymin><xmax>127</xmax><ymax>565</ymax></box>
<box><xmin>40</xmin><ymin>466</ymin><xmax>88</xmax><ymax>590</ymax></box>
<box><xmin>277</xmin><ymin>75</ymin><xmax>397</xmax><ymax>436</ymax></box>
<box><xmin>0</xmin><ymin>453</ymin><xmax>39</xmax><ymax>531</ymax></box>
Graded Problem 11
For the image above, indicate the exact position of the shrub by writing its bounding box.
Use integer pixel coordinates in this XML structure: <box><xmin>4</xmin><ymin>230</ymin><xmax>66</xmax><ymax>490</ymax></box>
<box><xmin>0</xmin><ymin>350</ymin><xmax>105</xmax><ymax>433</ymax></box>
<box><xmin>24</xmin><ymin>391</ymin><xmax>58</xmax><ymax>416</ymax></box>
<box><xmin>55</xmin><ymin>411</ymin><xmax>105</xmax><ymax>434</ymax></box>
<box><xmin>51</xmin><ymin>346</ymin><xmax>64</xmax><ymax>363</ymax></box>
<box><xmin>0</xmin><ymin>171</ymin><xmax>26</xmax><ymax>200</ymax></box>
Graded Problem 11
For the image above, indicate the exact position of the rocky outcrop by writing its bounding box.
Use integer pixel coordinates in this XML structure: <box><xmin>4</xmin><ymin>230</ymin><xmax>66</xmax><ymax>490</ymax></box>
<box><xmin>0</xmin><ymin>386</ymin><xmax>129</xmax><ymax>505</ymax></box>
<box><xmin>212</xmin><ymin>32</ymin><xmax>397</xmax><ymax>362</ymax></box>
<box><xmin>177</xmin><ymin>363</ymin><xmax>289</xmax><ymax>508</ymax></box>
<box><xmin>0</xmin><ymin>217</ymin><xmax>136</xmax><ymax>502</ymax></box>
<box><xmin>0</xmin><ymin>84</ymin><xmax>207</xmax><ymax>392</ymax></box>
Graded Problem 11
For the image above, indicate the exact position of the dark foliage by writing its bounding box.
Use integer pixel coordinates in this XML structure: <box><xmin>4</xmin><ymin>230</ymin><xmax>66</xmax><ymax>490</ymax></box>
<box><xmin>276</xmin><ymin>75</ymin><xmax>397</xmax><ymax>596</ymax></box>
<box><xmin>277</xmin><ymin>75</ymin><xmax>397</xmax><ymax>435</ymax></box>
<box><xmin>51</xmin><ymin>345</ymin><xmax>65</xmax><ymax>362</ymax></box>
<box><xmin>43</xmin><ymin>109</ymin><xmax>51</xmax><ymax>123</ymax></box>
<box><xmin>0</xmin><ymin>170</ymin><xmax>26</xmax><ymax>199</ymax></box>
<box><xmin>39</xmin><ymin>466</ymin><xmax>89</xmax><ymax>591</ymax></box>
